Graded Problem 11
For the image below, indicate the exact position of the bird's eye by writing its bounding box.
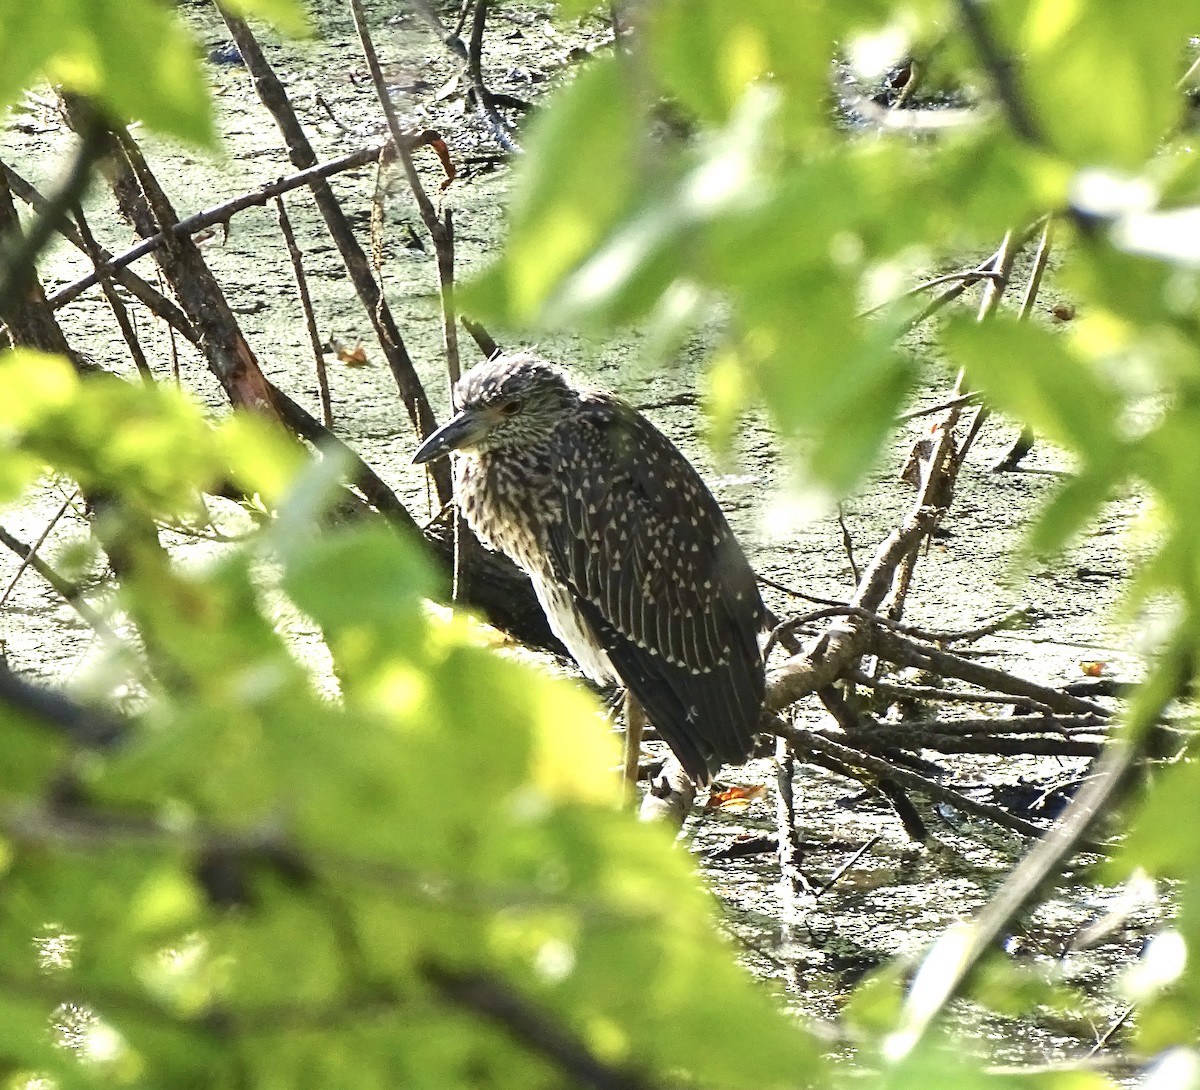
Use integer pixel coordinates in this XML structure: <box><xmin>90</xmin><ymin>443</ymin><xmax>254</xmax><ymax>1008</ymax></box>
<box><xmin>500</xmin><ymin>399</ymin><xmax>523</xmax><ymax>416</ymax></box>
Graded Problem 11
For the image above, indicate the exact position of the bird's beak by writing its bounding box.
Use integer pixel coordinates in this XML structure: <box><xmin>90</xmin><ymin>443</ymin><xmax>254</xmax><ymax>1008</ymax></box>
<box><xmin>412</xmin><ymin>407</ymin><xmax>494</xmax><ymax>464</ymax></box>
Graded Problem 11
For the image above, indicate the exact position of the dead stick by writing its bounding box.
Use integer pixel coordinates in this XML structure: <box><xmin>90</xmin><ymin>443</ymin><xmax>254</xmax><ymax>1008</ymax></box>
<box><xmin>219</xmin><ymin>8</ymin><xmax>448</xmax><ymax>501</ymax></box>
<box><xmin>897</xmin><ymin>392</ymin><xmax>981</xmax><ymax>423</ymax></box>
<box><xmin>886</xmin><ymin>648</ymin><xmax>1184</xmax><ymax>1058</ymax></box>
<box><xmin>816</xmin><ymin>834</ymin><xmax>881</xmax><ymax>899</ymax></box>
<box><xmin>47</xmin><ymin>143</ymin><xmax>394</xmax><ymax>312</ymax></box>
<box><xmin>0</xmin><ymin>108</ymin><xmax>108</xmax><ymax>316</ymax></box>
<box><xmin>0</xmin><ymin>523</ymin><xmax>118</xmax><ymax>641</ymax></box>
<box><xmin>885</xmin><ymin>229</ymin><xmax>1022</xmax><ymax>623</ymax></box>
<box><xmin>466</xmin><ymin>0</ymin><xmax>522</xmax><ymax>154</ymax></box>
<box><xmin>860</xmin><ymin>269</ymin><xmax>1006</xmax><ymax>320</ymax></box>
<box><xmin>876</xmin><ymin>629</ymin><xmax>1109</xmax><ymax>717</ymax></box>
<box><xmin>990</xmin><ymin>216</ymin><xmax>1055</xmax><ymax>469</ymax></box>
<box><xmin>423</xmin><ymin>962</ymin><xmax>664</xmax><ymax>1090</ymax></box>
<box><xmin>462</xmin><ymin>316</ymin><xmax>499</xmax><ymax>360</ymax></box>
<box><xmin>770</xmin><ymin>715</ymin><xmax>1059</xmax><ymax>843</ymax></box>
<box><xmin>71</xmin><ymin>201</ymin><xmax>154</xmax><ymax>383</ymax></box>
<box><xmin>774</xmin><ymin>733</ymin><xmax>813</xmax><ymax>992</ymax></box>
<box><xmin>346</xmin><ymin>0</ymin><xmax>462</xmax><ymax>388</ymax></box>
<box><xmin>274</xmin><ymin>196</ymin><xmax>334</xmax><ymax>427</ymax></box>
<box><xmin>834</xmin><ymin>731</ymin><xmax>1102</xmax><ymax>757</ymax></box>
<box><xmin>3</xmin><ymin>164</ymin><xmax>198</xmax><ymax>341</ymax></box>
<box><xmin>953</xmin><ymin>0</ymin><xmax>1044</xmax><ymax>145</ymax></box>
<box><xmin>406</xmin><ymin>0</ymin><xmax>470</xmax><ymax>60</ymax></box>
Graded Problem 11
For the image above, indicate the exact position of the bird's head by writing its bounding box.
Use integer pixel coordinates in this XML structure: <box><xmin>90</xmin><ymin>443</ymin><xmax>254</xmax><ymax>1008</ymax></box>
<box><xmin>412</xmin><ymin>352</ymin><xmax>578</xmax><ymax>462</ymax></box>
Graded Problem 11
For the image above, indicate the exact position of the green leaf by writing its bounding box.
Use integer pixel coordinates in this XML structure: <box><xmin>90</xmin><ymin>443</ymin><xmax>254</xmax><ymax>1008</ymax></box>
<box><xmin>944</xmin><ymin>315</ymin><xmax>1123</xmax><ymax>463</ymax></box>
<box><xmin>51</xmin><ymin>0</ymin><xmax>215</xmax><ymax>145</ymax></box>
<box><xmin>1025</xmin><ymin>464</ymin><xmax>1125</xmax><ymax>558</ymax></box>
<box><xmin>0</xmin><ymin>702</ymin><xmax>68</xmax><ymax>800</ymax></box>
<box><xmin>465</xmin><ymin>58</ymin><xmax>641</xmax><ymax>324</ymax></box>
<box><xmin>993</xmin><ymin>0</ymin><xmax>1192</xmax><ymax>166</ymax></box>
<box><xmin>646</xmin><ymin>0</ymin><xmax>836</xmax><ymax>135</ymax></box>
<box><xmin>217</xmin><ymin>0</ymin><xmax>308</xmax><ymax>37</ymax></box>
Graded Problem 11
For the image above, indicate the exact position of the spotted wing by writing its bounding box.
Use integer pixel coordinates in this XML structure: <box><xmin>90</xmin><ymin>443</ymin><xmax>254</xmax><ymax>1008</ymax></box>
<box><xmin>544</xmin><ymin>395</ymin><xmax>766</xmax><ymax>781</ymax></box>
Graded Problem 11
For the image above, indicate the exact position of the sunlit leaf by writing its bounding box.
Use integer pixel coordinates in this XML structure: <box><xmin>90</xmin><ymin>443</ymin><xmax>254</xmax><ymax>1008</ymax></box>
<box><xmin>465</xmin><ymin>57</ymin><xmax>642</xmax><ymax>323</ymax></box>
<box><xmin>992</xmin><ymin>0</ymin><xmax>1191</xmax><ymax>166</ymax></box>
<box><xmin>944</xmin><ymin>315</ymin><xmax>1123</xmax><ymax>463</ymax></box>
<box><xmin>217</xmin><ymin>0</ymin><xmax>308</xmax><ymax>37</ymax></box>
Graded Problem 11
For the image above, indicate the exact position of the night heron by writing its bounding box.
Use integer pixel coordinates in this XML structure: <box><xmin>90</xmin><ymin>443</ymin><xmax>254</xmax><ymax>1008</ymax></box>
<box><xmin>413</xmin><ymin>352</ymin><xmax>767</xmax><ymax>786</ymax></box>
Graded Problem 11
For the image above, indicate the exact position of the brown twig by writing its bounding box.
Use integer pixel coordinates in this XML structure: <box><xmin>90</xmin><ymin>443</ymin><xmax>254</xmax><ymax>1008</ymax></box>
<box><xmin>0</xmin><ymin>520</ymin><xmax>117</xmax><ymax>641</ymax></box>
<box><xmin>346</xmin><ymin>0</ymin><xmax>462</xmax><ymax>390</ymax></box>
<box><xmin>991</xmin><ymin>217</ymin><xmax>1055</xmax><ymax>470</ymax></box>
<box><xmin>850</xmin><ymin>673</ymin><xmax>1101</xmax><ymax>713</ymax></box>
<box><xmin>897</xmin><ymin>392</ymin><xmax>981</xmax><ymax>423</ymax></box>
<box><xmin>0</xmin><ymin>661</ymin><xmax>126</xmax><ymax>748</ymax></box>
<box><xmin>0</xmin><ymin>490</ymin><xmax>79</xmax><ymax>612</ymax></box>
<box><xmin>93</xmin><ymin>108</ymin><xmax>281</xmax><ymax>417</ymax></box>
<box><xmin>884</xmin><ymin>229</ymin><xmax>1023</xmax><ymax>624</ymax></box>
<box><xmin>832</xmin><ymin>728</ymin><xmax>1102</xmax><ymax>758</ymax></box>
<box><xmin>860</xmin><ymin>269</ymin><xmax>1007</xmax><ymax>320</ymax></box>
<box><xmin>406</xmin><ymin>0</ymin><xmax>470</xmax><ymax>61</ymax></box>
<box><xmin>815</xmin><ymin>834</ymin><xmax>881</xmax><ymax>899</ymax></box>
<box><xmin>71</xmin><ymin>201</ymin><xmax>154</xmax><ymax>383</ymax></box>
<box><xmin>219</xmin><ymin>7</ymin><xmax>449</xmax><ymax>500</ymax></box>
<box><xmin>774</xmin><ymin>732</ymin><xmax>814</xmax><ymax>989</ymax></box>
<box><xmin>886</xmin><ymin>643</ymin><xmax>1187</xmax><ymax>1058</ymax></box>
<box><xmin>47</xmin><ymin>142</ymin><xmax>395</xmax><ymax>313</ymax></box>
<box><xmin>818</xmin><ymin>684</ymin><xmax>928</xmax><ymax>840</ymax></box>
<box><xmin>769</xmin><ymin>714</ymin><xmax>1055</xmax><ymax>842</ymax></box>
<box><xmin>466</xmin><ymin>0</ymin><xmax>522</xmax><ymax>154</ymax></box>
<box><xmin>274</xmin><ymin>196</ymin><xmax>334</xmax><ymax>427</ymax></box>
<box><xmin>4</xmin><ymin>163</ymin><xmax>199</xmax><ymax>343</ymax></box>
<box><xmin>875</xmin><ymin>629</ymin><xmax>1109</xmax><ymax>717</ymax></box>
<box><xmin>836</xmin><ymin>503</ymin><xmax>860</xmax><ymax>585</ymax></box>
<box><xmin>462</xmin><ymin>316</ymin><xmax>499</xmax><ymax>360</ymax></box>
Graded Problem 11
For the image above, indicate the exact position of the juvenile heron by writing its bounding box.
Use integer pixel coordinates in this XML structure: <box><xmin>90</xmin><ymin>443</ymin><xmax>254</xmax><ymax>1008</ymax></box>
<box><xmin>413</xmin><ymin>352</ymin><xmax>767</xmax><ymax>785</ymax></box>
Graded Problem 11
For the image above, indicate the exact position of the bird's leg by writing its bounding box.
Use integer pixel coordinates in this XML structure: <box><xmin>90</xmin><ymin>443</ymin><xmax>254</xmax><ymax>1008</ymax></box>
<box><xmin>622</xmin><ymin>692</ymin><xmax>647</xmax><ymax>804</ymax></box>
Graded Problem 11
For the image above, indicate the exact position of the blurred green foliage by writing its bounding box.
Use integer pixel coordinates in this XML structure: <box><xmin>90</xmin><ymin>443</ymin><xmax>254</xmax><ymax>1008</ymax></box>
<box><xmin>466</xmin><ymin>0</ymin><xmax>1200</xmax><ymax>1078</ymax></box>
<box><xmin>0</xmin><ymin>353</ymin><xmax>823</xmax><ymax>1087</ymax></box>
<box><xmin>4</xmin><ymin>0</ymin><xmax>1200</xmax><ymax>1085</ymax></box>
<box><xmin>0</xmin><ymin>0</ymin><xmax>304</xmax><ymax>145</ymax></box>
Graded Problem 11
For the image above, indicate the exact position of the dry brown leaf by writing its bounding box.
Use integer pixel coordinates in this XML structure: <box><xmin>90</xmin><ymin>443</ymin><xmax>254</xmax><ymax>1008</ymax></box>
<box><xmin>705</xmin><ymin>783</ymin><xmax>767</xmax><ymax>812</ymax></box>
<box><xmin>337</xmin><ymin>342</ymin><xmax>369</xmax><ymax>367</ymax></box>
